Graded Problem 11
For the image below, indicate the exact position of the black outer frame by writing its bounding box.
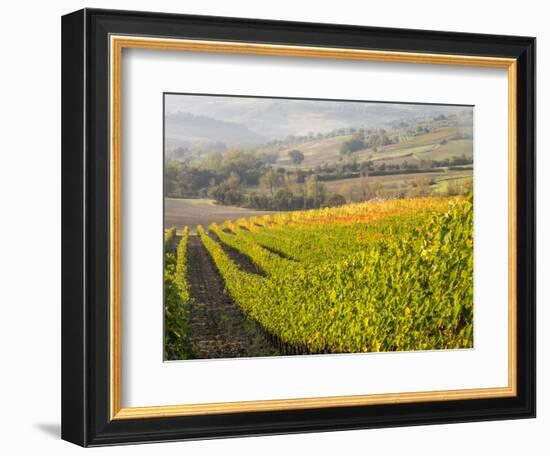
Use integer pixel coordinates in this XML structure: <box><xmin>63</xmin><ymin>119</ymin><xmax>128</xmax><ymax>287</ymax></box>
<box><xmin>61</xmin><ymin>8</ymin><xmax>536</xmax><ymax>447</ymax></box>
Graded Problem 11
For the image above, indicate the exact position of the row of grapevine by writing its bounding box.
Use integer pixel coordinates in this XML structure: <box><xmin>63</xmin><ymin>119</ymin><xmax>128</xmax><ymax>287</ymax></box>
<box><xmin>164</xmin><ymin>227</ymin><xmax>194</xmax><ymax>360</ymax></box>
<box><xmin>223</xmin><ymin>216</ymin><xmax>408</xmax><ymax>266</ymax></box>
<box><xmin>208</xmin><ymin>224</ymin><xmax>290</xmax><ymax>276</ymax></box>
<box><xmin>222</xmin><ymin>197</ymin><xmax>451</xmax><ymax>265</ymax></box>
<box><xmin>200</xmin><ymin>196</ymin><xmax>473</xmax><ymax>353</ymax></box>
<box><xmin>164</xmin><ymin>227</ymin><xmax>177</xmax><ymax>250</ymax></box>
<box><xmin>234</xmin><ymin>196</ymin><xmax>450</xmax><ymax>230</ymax></box>
<box><xmin>219</xmin><ymin>198</ymin><xmax>448</xmax><ymax>264</ymax></box>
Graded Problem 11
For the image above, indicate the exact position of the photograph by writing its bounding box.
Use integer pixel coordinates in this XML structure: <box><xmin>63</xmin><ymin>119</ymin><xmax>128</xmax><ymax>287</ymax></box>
<box><xmin>163</xmin><ymin>94</ymin><xmax>474</xmax><ymax>361</ymax></box>
<box><xmin>58</xmin><ymin>6</ymin><xmax>536</xmax><ymax>447</ymax></box>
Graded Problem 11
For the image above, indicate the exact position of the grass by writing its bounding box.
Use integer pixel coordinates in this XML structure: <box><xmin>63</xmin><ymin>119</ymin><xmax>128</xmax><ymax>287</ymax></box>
<box><xmin>431</xmin><ymin>176</ymin><xmax>473</xmax><ymax>195</ymax></box>
<box><xmin>418</xmin><ymin>139</ymin><xmax>473</xmax><ymax>161</ymax></box>
<box><xmin>275</xmin><ymin>135</ymin><xmax>353</xmax><ymax>168</ymax></box>
<box><xmin>382</xmin><ymin>126</ymin><xmax>472</xmax><ymax>152</ymax></box>
<box><xmin>267</xmin><ymin>126</ymin><xmax>473</xmax><ymax>171</ymax></box>
<box><xmin>325</xmin><ymin>169</ymin><xmax>473</xmax><ymax>201</ymax></box>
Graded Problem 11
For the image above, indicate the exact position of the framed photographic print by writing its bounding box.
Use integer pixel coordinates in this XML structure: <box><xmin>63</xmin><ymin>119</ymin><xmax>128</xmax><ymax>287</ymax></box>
<box><xmin>61</xmin><ymin>8</ymin><xmax>536</xmax><ymax>447</ymax></box>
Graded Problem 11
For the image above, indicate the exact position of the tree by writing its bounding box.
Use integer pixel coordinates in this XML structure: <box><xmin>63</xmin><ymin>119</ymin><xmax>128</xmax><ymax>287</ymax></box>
<box><xmin>259</xmin><ymin>168</ymin><xmax>284</xmax><ymax>197</ymax></box>
<box><xmin>358</xmin><ymin>174</ymin><xmax>370</xmax><ymax>201</ymax></box>
<box><xmin>326</xmin><ymin>194</ymin><xmax>346</xmax><ymax>207</ymax></box>
<box><xmin>202</xmin><ymin>152</ymin><xmax>223</xmax><ymax>171</ymax></box>
<box><xmin>340</xmin><ymin>133</ymin><xmax>366</xmax><ymax>157</ymax></box>
<box><xmin>288</xmin><ymin>149</ymin><xmax>305</xmax><ymax>165</ymax></box>
<box><xmin>407</xmin><ymin>177</ymin><xmax>431</xmax><ymax>197</ymax></box>
<box><xmin>273</xmin><ymin>188</ymin><xmax>295</xmax><ymax>210</ymax></box>
<box><xmin>304</xmin><ymin>175</ymin><xmax>327</xmax><ymax>209</ymax></box>
<box><xmin>172</xmin><ymin>146</ymin><xmax>188</xmax><ymax>159</ymax></box>
<box><xmin>208</xmin><ymin>172</ymin><xmax>243</xmax><ymax>206</ymax></box>
<box><xmin>164</xmin><ymin>160</ymin><xmax>182</xmax><ymax>196</ymax></box>
<box><xmin>225</xmin><ymin>172</ymin><xmax>241</xmax><ymax>189</ymax></box>
<box><xmin>366</xmin><ymin>180</ymin><xmax>384</xmax><ymax>200</ymax></box>
<box><xmin>247</xmin><ymin>192</ymin><xmax>271</xmax><ymax>210</ymax></box>
<box><xmin>258</xmin><ymin>151</ymin><xmax>279</xmax><ymax>165</ymax></box>
<box><xmin>339</xmin><ymin>182</ymin><xmax>355</xmax><ymax>203</ymax></box>
<box><xmin>221</xmin><ymin>149</ymin><xmax>263</xmax><ymax>183</ymax></box>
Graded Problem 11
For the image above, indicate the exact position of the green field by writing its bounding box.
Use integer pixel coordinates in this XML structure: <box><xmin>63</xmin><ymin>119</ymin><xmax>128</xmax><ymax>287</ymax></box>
<box><xmin>431</xmin><ymin>175</ymin><xmax>474</xmax><ymax>195</ymax></box>
<box><xmin>275</xmin><ymin>134</ymin><xmax>354</xmax><ymax>168</ymax></box>
<box><xmin>267</xmin><ymin>126</ymin><xmax>472</xmax><ymax>170</ymax></box>
<box><xmin>321</xmin><ymin>169</ymin><xmax>472</xmax><ymax>201</ymax></box>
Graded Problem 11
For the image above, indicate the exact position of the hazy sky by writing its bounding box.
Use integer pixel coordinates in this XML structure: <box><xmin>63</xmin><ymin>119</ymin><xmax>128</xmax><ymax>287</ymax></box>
<box><xmin>165</xmin><ymin>94</ymin><xmax>469</xmax><ymax>119</ymax></box>
<box><xmin>164</xmin><ymin>94</ymin><xmax>472</xmax><ymax>144</ymax></box>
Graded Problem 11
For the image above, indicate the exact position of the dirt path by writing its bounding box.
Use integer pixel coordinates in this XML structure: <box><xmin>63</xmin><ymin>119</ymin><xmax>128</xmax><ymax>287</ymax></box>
<box><xmin>186</xmin><ymin>234</ymin><xmax>279</xmax><ymax>359</ymax></box>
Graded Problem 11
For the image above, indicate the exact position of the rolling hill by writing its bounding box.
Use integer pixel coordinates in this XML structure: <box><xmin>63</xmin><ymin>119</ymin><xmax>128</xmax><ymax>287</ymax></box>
<box><xmin>269</xmin><ymin>126</ymin><xmax>473</xmax><ymax>170</ymax></box>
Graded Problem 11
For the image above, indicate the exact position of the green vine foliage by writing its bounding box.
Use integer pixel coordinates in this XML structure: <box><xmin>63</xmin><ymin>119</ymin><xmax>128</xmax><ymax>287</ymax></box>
<box><xmin>198</xmin><ymin>196</ymin><xmax>473</xmax><ymax>354</ymax></box>
<box><xmin>164</xmin><ymin>227</ymin><xmax>177</xmax><ymax>252</ymax></box>
<box><xmin>164</xmin><ymin>227</ymin><xmax>194</xmax><ymax>360</ymax></box>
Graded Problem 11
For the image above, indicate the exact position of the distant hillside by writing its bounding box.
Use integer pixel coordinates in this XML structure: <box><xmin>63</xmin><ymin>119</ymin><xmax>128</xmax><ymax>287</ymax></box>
<box><xmin>165</xmin><ymin>112</ymin><xmax>266</xmax><ymax>147</ymax></box>
<box><xmin>271</xmin><ymin>126</ymin><xmax>473</xmax><ymax>170</ymax></box>
<box><xmin>165</xmin><ymin>95</ymin><xmax>471</xmax><ymax>143</ymax></box>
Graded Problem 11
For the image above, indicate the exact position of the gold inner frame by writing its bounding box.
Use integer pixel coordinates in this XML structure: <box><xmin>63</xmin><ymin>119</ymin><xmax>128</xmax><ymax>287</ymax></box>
<box><xmin>109</xmin><ymin>35</ymin><xmax>518</xmax><ymax>420</ymax></box>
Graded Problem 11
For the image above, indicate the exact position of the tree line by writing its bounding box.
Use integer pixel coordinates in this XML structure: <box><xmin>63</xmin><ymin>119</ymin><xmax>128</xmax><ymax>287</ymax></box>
<box><xmin>165</xmin><ymin>147</ymin><xmax>472</xmax><ymax>211</ymax></box>
<box><xmin>165</xmin><ymin>150</ymin><xmax>345</xmax><ymax>211</ymax></box>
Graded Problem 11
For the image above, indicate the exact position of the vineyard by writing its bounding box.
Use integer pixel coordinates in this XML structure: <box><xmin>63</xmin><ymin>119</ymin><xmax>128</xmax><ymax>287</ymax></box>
<box><xmin>164</xmin><ymin>195</ymin><xmax>473</xmax><ymax>360</ymax></box>
<box><xmin>164</xmin><ymin>227</ymin><xmax>194</xmax><ymax>360</ymax></box>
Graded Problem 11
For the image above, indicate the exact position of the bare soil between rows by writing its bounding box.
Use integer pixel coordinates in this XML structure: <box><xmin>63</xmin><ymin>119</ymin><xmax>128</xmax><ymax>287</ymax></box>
<box><xmin>185</xmin><ymin>234</ymin><xmax>279</xmax><ymax>359</ymax></box>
